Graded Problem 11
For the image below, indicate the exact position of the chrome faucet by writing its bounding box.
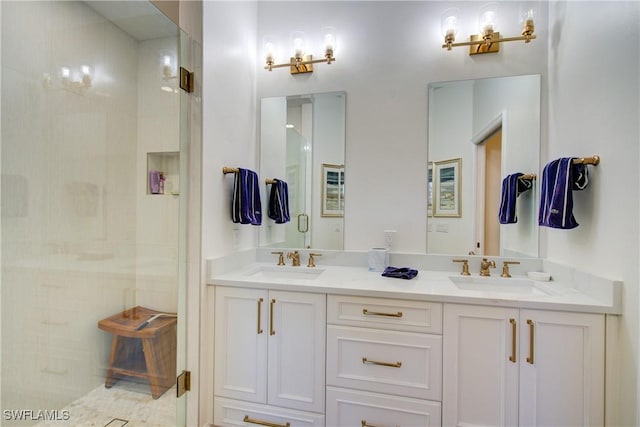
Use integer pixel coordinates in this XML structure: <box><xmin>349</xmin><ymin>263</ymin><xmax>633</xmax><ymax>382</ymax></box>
<box><xmin>479</xmin><ymin>258</ymin><xmax>496</xmax><ymax>276</ymax></box>
<box><xmin>287</xmin><ymin>251</ymin><xmax>301</xmax><ymax>267</ymax></box>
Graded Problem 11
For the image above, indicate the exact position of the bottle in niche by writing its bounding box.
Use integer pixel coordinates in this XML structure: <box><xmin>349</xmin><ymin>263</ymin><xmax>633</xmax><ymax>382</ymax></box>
<box><xmin>149</xmin><ymin>170</ymin><xmax>164</xmax><ymax>194</ymax></box>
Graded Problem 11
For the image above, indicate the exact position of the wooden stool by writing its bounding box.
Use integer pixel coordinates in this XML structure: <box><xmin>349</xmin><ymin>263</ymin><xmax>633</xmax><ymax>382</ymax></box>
<box><xmin>98</xmin><ymin>306</ymin><xmax>177</xmax><ymax>399</ymax></box>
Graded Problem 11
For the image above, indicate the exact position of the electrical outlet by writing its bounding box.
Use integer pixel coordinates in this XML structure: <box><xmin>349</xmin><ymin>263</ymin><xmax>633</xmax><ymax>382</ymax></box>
<box><xmin>384</xmin><ymin>229</ymin><xmax>397</xmax><ymax>249</ymax></box>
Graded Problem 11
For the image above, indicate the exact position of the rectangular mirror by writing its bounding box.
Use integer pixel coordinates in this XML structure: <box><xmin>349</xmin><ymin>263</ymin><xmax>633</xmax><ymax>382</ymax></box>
<box><xmin>427</xmin><ymin>75</ymin><xmax>541</xmax><ymax>258</ymax></box>
<box><xmin>260</xmin><ymin>91</ymin><xmax>346</xmax><ymax>250</ymax></box>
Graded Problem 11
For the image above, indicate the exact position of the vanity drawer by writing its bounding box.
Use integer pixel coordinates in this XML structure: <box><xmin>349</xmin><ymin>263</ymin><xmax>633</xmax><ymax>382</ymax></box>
<box><xmin>214</xmin><ymin>397</ymin><xmax>325</xmax><ymax>427</ymax></box>
<box><xmin>328</xmin><ymin>294</ymin><xmax>442</xmax><ymax>333</ymax></box>
<box><xmin>327</xmin><ymin>386</ymin><xmax>441</xmax><ymax>427</ymax></box>
<box><xmin>327</xmin><ymin>325</ymin><xmax>442</xmax><ymax>400</ymax></box>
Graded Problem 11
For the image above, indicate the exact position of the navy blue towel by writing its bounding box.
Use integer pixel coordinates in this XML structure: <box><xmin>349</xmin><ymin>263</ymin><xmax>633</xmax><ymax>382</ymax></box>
<box><xmin>267</xmin><ymin>179</ymin><xmax>291</xmax><ymax>224</ymax></box>
<box><xmin>538</xmin><ymin>157</ymin><xmax>589</xmax><ymax>229</ymax></box>
<box><xmin>381</xmin><ymin>266</ymin><xmax>418</xmax><ymax>280</ymax></box>
<box><xmin>499</xmin><ymin>173</ymin><xmax>534</xmax><ymax>224</ymax></box>
<box><xmin>232</xmin><ymin>168</ymin><xmax>262</xmax><ymax>225</ymax></box>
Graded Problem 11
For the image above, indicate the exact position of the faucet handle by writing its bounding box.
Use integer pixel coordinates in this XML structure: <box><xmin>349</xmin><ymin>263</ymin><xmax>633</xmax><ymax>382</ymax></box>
<box><xmin>452</xmin><ymin>259</ymin><xmax>471</xmax><ymax>276</ymax></box>
<box><xmin>271</xmin><ymin>251</ymin><xmax>285</xmax><ymax>266</ymax></box>
<box><xmin>287</xmin><ymin>250</ymin><xmax>300</xmax><ymax>266</ymax></box>
<box><xmin>501</xmin><ymin>260</ymin><xmax>521</xmax><ymax>278</ymax></box>
<box><xmin>307</xmin><ymin>253</ymin><xmax>322</xmax><ymax>268</ymax></box>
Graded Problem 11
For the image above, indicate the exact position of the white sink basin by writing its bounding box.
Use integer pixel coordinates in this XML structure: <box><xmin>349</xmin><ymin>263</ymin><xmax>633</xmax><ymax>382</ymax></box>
<box><xmin>449</xmin><ymin>275</ymin><xmax>556</xmax><ymax>296</ymax></box>
<box><xmin>246</xmin><ymin>266</ymin><xmax>325</xmax><ymax>281</ymax></box>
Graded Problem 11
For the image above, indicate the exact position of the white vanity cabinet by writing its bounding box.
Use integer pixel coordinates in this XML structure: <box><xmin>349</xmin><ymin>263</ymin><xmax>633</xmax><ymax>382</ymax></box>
<box><xmin>326</xmin><ymin>295</ymin><xmax>443</xmax><ymax>427</ymax></box>
<box><xmin>214</xmin><ymin>286</ymin><xmax>326</xmax><ymax>426</ymax></box>
<box><xmin>443</xmin><ymin>303</ymin><xmax>605</xmax><ymax>427</ymax></box>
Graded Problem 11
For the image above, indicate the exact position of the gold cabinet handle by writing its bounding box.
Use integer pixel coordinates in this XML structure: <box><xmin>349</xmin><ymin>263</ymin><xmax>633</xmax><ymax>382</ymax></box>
<box><xmin>361</xmin><ymin>420</ymin><xmax>385</xmax><ymax>427</ymax></box>
<box><xmin>362</xmin><ymin>357</ymin><xmax>402</xmax><ymax>368</ymax></box>
<box><xmin>270</xmin><ymin>299</ymin><xmax>276</xmax><ymax>336</ymax></box>
<box><xmin>509</xmin><ymin>318</ymin><xmax>517</xmax><ymax>363</ymax></box>
<box><xmin>526</xmin><ymin>319</ymin><xmax>535</xmax><ymax>364</ymax></box>
<box><xmin>243</xmin><ymin>415</ymin><xmax>290</xmax><ymax>427</ymax></box>
<box><xmin>257</xmin><ymin>298</ymin><xmax>264</xmax><ymax>334</ymax></box>
<box><xmin>362</xmin><ymin>308</ymin><xmax>403</xmax><ymax>318</ymax></box>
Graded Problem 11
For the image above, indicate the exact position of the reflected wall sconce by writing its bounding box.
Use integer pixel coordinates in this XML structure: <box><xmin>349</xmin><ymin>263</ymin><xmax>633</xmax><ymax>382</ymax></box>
<box><xmin>43</xmin><ymin>65</ymin><xmax>92</xmax><ymax>93</ymax></box>
<box><xmin>264</xmin><ymin>27</ymin><xmax>336</xmax><ymax>74</ymax></box>
<box><xmin>163</xmin><ymin>55</ymin><xmax>176</xmax><ymax>80</ymax></box>
<box><xmin>441</xmin><ymin>3</ymin><xmax>536</xmax><ymax>55</ymax></box>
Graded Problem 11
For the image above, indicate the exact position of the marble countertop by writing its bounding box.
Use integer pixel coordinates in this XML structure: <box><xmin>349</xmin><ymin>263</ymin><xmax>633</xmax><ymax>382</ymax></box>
<box><xmin>209</xmin><ymin>261</ymin><xmax>622</xmax><ymax>315</ymax></box>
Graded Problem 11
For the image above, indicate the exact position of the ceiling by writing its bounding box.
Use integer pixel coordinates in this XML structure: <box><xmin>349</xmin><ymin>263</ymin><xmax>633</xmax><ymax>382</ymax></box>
<box><xmin>85</xmin><ymin>1</ymin><xmax>178</xmax><ymax>41</ymax></box>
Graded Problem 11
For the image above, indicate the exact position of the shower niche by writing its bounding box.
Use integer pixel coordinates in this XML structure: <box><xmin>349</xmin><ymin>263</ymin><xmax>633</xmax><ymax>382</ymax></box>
<box><xmin>147</xmin><ymin>151</ymin><xmax>180</xmax><ymax>195</ymax></box>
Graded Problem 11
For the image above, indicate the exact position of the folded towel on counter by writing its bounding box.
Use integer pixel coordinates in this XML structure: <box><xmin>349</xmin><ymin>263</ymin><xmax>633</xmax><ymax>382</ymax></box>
<box><xmin>381</xmin><ymin>266</ymin><xmax>418</xmax><ymax>280</ymax></box>
<box><xmin>232</xmin><ymin>168</ymin><xmax>262</xmax><ymax>225</ymax></box>
<box><xmin>267</xmin><ymin>179</ymin><xmax>290</xmax><ymax>224</ymax></box>
<box><xmin>498</xmin><ymin>173</ymin><xmax>534</xmax><ymax>224</ymax></box>
<box><xmin>538</xmin><ymin>157</ymin><xmax>589</xmax><ymax>229</ymax></box>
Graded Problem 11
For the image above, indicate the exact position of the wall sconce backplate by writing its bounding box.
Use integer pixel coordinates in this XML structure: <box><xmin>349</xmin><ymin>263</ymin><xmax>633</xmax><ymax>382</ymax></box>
<box><xmin>469</xmin><ymin>32</ymin><xmax>500</xmax><ymax>55</ymax></box>
<box><xmin>290</xmin><ymin>55</ymin><xmax>314</xmax><ymax>74</ymax></box>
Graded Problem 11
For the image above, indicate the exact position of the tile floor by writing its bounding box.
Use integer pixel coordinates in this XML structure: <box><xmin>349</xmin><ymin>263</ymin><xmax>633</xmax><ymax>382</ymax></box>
<box><xmin>35</xmin><ymin>381</ymin><xmax>176</xmax><ymax>427</ymax></box>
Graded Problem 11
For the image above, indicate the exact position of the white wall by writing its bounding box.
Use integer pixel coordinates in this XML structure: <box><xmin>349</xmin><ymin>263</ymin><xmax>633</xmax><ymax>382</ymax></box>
<box><xmin>202</xmin><ymin>1</ymin><xmax>258</xmax><ymax>260</ymax></box>
<box><xmin>546</xmin><ymin>2</ymin><xmax>639</xmax><ymax>425</ymax></box>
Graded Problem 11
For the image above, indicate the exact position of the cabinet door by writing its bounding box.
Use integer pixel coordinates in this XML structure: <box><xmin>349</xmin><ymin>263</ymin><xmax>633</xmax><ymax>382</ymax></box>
<box><xmin>268</xmin><ymin>291</ymin><xmax>326</xmax><ymax>413</ymax></box>
<box><xmin>443</xmin><ymin>304</ymin><xmax>519</xmax><ymax>427</ymax></box>
<box><xmin>519</xmin><ymin>310</ymin><xmax>605</xmax><ymax>427</ymax></box>
<box><xmin>214</xmin><ymin>287</ymin><xmax>268</xmax><ymax>403</ymax></box>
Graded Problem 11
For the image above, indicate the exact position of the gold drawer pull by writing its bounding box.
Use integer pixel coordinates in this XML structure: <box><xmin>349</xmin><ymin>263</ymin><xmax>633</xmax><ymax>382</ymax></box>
<box><xmin>257</xmin><ymin>298</ymin><xmax>264</xmax><ymax>334</ymax></box>
<box><xmin>361</xmin><ymin>420</ymin><xmax>385</xmax><ymax>427</ymax></box>
<box><xmin>362</xmin><ymin>357</ymin><xmax>402</xmax><ymax>368</ymax></box>
<box><xmin>362</xmin><ymin>308</ymin><xmax>403</xmax><ymax>318</ymax></box>
<box><xmin>243</xmin><ymin>415</ymin><xmax>290</xmax><ymax>427</ymax></box>
<box><xmin>509</xmin><ymin>318</ymin><xmax>517</xmax><ymax>363</ymax></box>
<box><xmin>526</xmin><ymin>319</ymin><xmax>535</xmax><ymax>364</ymax></box>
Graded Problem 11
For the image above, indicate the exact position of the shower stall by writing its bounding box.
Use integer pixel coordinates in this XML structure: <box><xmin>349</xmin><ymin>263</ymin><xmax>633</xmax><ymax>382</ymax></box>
<box><xmin>0</xmin><ymin>1</ymin><xmax>196</xmax><ymax>425</ymax></box>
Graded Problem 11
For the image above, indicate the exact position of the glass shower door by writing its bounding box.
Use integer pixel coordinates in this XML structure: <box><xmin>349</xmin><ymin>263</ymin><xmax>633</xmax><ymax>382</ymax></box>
<box><xmin>0</xmin><ymin>1</ymin><xmax>188</xmax><ymax>425</ymax></box>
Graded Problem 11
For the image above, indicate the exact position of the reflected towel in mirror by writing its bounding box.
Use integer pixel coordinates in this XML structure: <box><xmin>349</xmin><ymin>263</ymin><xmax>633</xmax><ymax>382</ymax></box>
<box><xmin>499</xmin><ymin>173</ymin><xmax>533</xmax><ymax>224</ymax></box>
<box><xmin>267</xmin><ymin>179</ymin><xmax>290</xmax><ymax>224</ymax></box>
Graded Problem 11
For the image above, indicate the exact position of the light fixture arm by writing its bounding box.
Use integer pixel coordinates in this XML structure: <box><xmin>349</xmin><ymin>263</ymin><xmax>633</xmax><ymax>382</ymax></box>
<box><xmin>441</xmin><ymin>33</ymin><xmax>536</xmax><ymax>50</ymax></box>
<box><xmin>264</xmin><ymin>52</ymin><xmax>336</xmax><ymax>73</ymax></box>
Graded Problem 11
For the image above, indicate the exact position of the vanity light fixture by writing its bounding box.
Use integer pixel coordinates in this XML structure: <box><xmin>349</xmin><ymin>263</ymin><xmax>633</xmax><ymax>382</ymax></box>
<box><xmin>264</xmin><ymin>27</ymin><xmax>336</xmax><ymax>74</ymax></box>
<box><xmin>441</xmin><ymin>3</ymin><xmax>536</xmax><ymax>55</ymax></box>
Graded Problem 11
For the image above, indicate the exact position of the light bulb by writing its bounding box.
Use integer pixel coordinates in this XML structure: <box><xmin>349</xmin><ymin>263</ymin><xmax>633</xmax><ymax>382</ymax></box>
<box><xmin>291</xmin><ymin>31</ymin><xmax>306</xmax><ymax>59</ymax></box>
<box><xmin>263</xmin><ymin>36</ymin><xmax>276</xmax><ymax>63</ymax></box>
<box><xmin>441</xmin><ymin>8</ymin><xmax>460</xmax><ymax>39</ymax></box>
<box><xmin>520</xmin><ymin>6</ymin><xmax>535</xmax><ymax>38</ymax></box>
<box><xmin>81</xmin><ymin>65</ymin><xmax>91</xmax><ymax>86</ymax></box>
<box><xmin>479</xmin><ymin>2</ymin><xmax>499</xmax><ymax>34</ymax></box>
<box><xmin>163</xmin><ymin>56</ymin><xmax>173</xmax><ymax>78</ymax></box>
<box><xmin>321</xmin><ymin>26</ymin><xmax>336</xmax><ymax>53</ymax></box>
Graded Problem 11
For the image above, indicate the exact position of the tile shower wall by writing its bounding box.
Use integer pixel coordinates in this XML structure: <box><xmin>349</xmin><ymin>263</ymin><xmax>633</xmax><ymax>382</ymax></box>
<box><xmin>135</xmin><ymin>36</ymin><xmax>180</xmax><ymax>313</ymax></box>
<box><xmin>1</xmin><ymin>0</ymin><xmax>178</xmax><ymax>418</ymax></box>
